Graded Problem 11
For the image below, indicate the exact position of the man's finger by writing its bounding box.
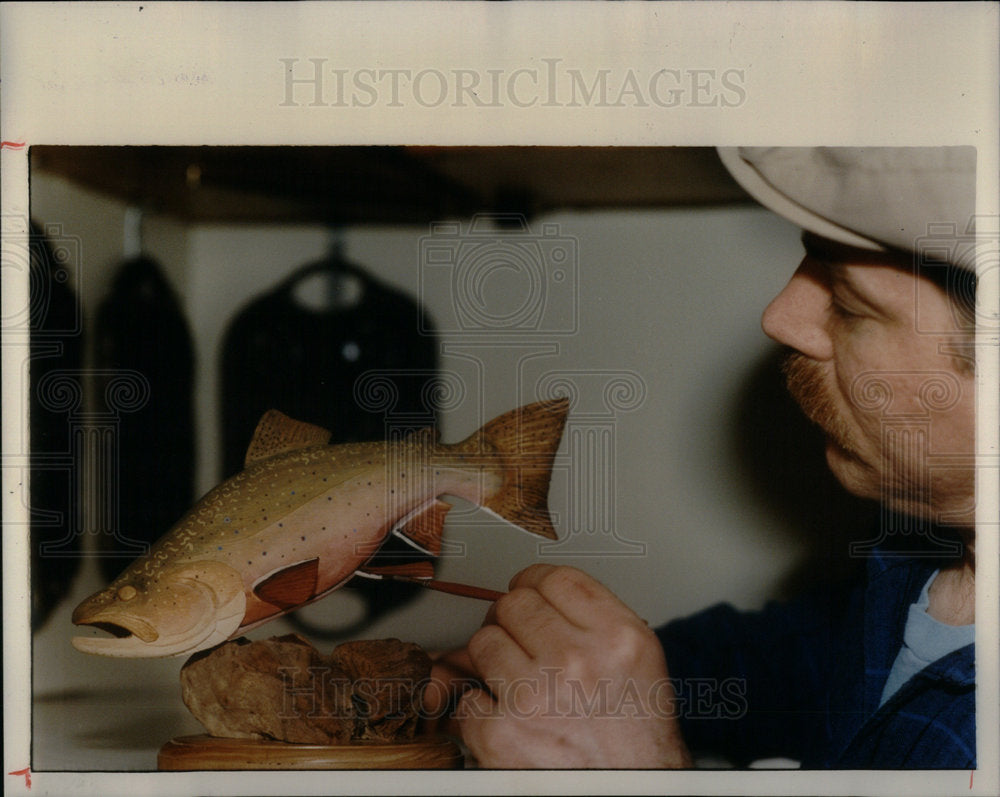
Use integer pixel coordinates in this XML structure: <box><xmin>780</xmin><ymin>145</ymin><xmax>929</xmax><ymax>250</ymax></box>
<box><xmin>425</xmin><ymin>647</ymin><xmax>481</xmax><ymax>716</ymax></box>
<box><xmin>455</xmin><ymin>686</ymin><xmax>501</xmax><ymax>762</ymax></box>
<box><xmin>467</xmin><ymin>621</ymin><xmax>533</xmax><ymax>678</ymax></box>
<box><xmin>490</xmin><ymin>585</ymin><xmax>585</xmax><ymax>657</ymax></box>
<box><xmin>508</xmin><ymin>564</ymin><xmax>642</xmax><ymax>630</ymax></box>
<box><xmin>507</xmin><ymin>563</ymin><xmax>559</xmax><ymax>591</ymax></box>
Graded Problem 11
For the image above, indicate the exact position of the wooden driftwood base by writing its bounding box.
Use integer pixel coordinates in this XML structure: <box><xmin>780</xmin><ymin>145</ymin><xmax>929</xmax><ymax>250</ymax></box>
<box><xmin>157</xmin><ymin>734</ymin><xmax>463</xmax><ymax>770</ymax></box>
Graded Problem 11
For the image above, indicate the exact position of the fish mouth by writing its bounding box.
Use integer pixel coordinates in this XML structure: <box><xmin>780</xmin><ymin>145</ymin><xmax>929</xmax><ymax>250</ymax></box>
<box><xmin>72</xmin><ymin>564</ymin><xmax>247</xmax><ymax>658</ymax></box>
<box><xmin>71</xmin><ymin>611</ymin><xmax>160</xmax><ymax>644</ymax></box>
<box><xmin>71</xmin><ymin>608</ymin><xmax>164</xmax><ymax>656</ymax></box>
<box><xmin>90</xmin><ymin>622</ymin><xmax>132</xmax><ymax>638</ymax></box>
<box><xmin>72</xmin><ymin>594</ymin><xmax>245</xmax><ymax>658</ymax></box>
<box><xmin>72</xmin><ymin>629</ymin><xmax>164</xmax><ymax>657</ymax></box>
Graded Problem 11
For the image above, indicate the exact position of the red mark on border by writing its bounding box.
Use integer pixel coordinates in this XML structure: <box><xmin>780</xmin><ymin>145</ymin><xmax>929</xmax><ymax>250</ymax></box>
<box><xmin>1</xmin><ymin>141</ymin><xmax>27</xmax><ymax>150</ymax></box>
<box><xmin>9</xmin><ymin>767</ymin><xmax>31</xmax><ymax>789</ymax></box>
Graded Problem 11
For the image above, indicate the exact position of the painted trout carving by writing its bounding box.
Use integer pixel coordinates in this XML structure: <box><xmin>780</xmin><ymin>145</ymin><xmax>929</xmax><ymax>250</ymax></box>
<box><xmin>72</xmin><ymin>398</ymin><xmax>568</xmax><ymax>658</ymax></box>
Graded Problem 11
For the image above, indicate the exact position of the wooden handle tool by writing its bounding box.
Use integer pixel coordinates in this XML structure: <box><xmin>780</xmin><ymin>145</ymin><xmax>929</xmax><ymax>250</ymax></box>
<box><xmin>391</xmin><ymin>576</ymin><xmax>505</xmax><ymax>602</ymax></box>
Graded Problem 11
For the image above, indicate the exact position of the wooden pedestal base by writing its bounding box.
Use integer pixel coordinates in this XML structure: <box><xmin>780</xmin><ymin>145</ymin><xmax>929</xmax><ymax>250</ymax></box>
<box><xmin>158</xmin><ymin>734</ymin><xmax>464</xmax><ymax>770</ymax></box>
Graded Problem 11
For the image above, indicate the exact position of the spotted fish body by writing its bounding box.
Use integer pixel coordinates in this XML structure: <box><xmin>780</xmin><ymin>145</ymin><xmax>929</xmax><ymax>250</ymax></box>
<box><xmin>72</xmin><ymin>398</ymin><xmax>568</xmax><ymax>658</ymax></box>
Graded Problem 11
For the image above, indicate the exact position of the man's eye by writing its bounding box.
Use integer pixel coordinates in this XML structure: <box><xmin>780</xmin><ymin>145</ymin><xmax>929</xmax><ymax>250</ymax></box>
<box><xmin>830</xmin><ymin>297</ymin><xmax>862</xmax><ymax>320</ymax></box>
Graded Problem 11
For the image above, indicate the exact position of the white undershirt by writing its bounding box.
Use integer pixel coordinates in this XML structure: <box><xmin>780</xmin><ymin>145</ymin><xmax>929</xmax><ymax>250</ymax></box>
<box><xmin>879</xmin><ymin>570</ymin><xmax>975</xmax><ymax>707</ymax></box>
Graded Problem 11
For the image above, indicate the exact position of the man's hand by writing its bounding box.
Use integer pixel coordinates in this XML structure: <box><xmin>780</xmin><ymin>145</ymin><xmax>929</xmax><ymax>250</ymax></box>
<box><xmin>441</xmin><ymin>564</ymin><xmax>691</xmax><ymax>769</ymax></box>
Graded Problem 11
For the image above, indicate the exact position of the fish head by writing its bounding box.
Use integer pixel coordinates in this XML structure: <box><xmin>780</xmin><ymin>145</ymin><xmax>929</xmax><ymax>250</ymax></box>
<box><xmin>71</xmin><ymin>559</ymin><xmax>247</xmax><ymax>658</ymax></box>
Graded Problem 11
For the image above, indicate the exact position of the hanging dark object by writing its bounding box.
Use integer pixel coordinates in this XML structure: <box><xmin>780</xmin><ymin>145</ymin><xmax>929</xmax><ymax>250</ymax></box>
<box><xmin>220</xmin><ymin>246</ymin><xmax>439</xmax><ymax>638</ymax></box>
<box><xmin>221</xmin><ymin>250</ymin><xmax>440</xmax><ymax>474</ymax></box>
<box><xmin>94</xmin><ymin>255</ymin><xmax>196</xmax><ymax>583</ymax></box>
<box><xmin>29</xmin><ymin>222</ymin><xmax>84</xmax><ymax>630</ymax></box>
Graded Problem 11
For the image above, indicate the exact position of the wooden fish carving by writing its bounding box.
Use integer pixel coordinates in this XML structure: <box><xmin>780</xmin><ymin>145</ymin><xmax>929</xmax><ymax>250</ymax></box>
<box><xmin>71</xmin><ymin>398</ymin><xmax>569</xmax><ymax>658</ymax></box>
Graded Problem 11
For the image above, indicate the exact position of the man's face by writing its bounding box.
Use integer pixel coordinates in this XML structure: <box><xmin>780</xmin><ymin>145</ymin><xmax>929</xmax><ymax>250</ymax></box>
<box><xmin>761</xmin><ymin>234</ymin><xmax>975</xmax><ymax>526</ymax></box>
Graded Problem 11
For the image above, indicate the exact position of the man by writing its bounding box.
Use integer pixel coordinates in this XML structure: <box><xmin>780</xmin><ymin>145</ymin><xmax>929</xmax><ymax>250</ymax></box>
<box><xmin>427</xmin><ymin>147</ymin><xmax>978</xmax><ymax>769</ymax></box>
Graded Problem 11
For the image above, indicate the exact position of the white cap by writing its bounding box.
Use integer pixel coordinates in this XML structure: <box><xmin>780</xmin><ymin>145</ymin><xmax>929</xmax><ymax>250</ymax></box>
<box><xmin>717</xmin><ymin>147</ymin><xmax>977</xmax><ymax>270</ymax></box>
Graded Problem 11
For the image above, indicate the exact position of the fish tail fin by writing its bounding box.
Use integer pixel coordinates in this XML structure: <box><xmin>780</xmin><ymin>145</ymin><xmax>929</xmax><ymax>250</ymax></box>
<box><xmin>468</xmin><ymin>398</ymin><xmax>569</xmax><ymax>540</ymax></box>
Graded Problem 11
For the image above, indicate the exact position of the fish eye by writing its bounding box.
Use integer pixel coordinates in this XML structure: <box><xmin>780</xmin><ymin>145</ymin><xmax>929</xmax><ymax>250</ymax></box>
<box><xmin>117</xmin><ymin>585</ymin><xmax>138</xmax><ymax>601</ymax></box>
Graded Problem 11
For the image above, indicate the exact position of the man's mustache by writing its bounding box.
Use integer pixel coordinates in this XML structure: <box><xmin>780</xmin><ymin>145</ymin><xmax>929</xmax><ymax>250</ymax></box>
<box><xmin>781</xmin><ymin>351</ymin><xmax>860</xmax><ymax>458</ymax></box>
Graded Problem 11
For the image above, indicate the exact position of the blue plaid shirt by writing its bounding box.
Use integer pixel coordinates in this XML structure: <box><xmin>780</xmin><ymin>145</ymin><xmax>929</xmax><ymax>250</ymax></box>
<box><xmin>656</xmin><ymin>550</ymin><xmax>975</xmax><ymax>768</ymax></box>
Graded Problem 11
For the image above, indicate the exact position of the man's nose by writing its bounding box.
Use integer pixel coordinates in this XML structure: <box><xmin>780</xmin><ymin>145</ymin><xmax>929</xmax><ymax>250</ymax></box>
<box><xmin>761</xmin><ymin>258</ymin><xmax>834</xmax><ymax>361</ymax></box>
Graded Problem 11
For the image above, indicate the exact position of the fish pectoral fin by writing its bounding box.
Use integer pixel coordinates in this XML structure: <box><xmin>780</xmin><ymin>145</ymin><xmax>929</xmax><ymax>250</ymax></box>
<box><xmin>392</xmin><ymin>499</ymin><xmax>451</xmax><ymax>556</ymax></box>
<box><xmin>244</xmin><ymin>410</ymin><xmax>332</xmax><ymax>467</ymax></box>
<box><xmin>252</xmin><ymin>558</ymin><xmax>320</xmax><ymax>609</ymax></box>
<box><xmin>356</xmin><ymin>561</ymin><xmax>435</xmax><ymax>580</ymax></box>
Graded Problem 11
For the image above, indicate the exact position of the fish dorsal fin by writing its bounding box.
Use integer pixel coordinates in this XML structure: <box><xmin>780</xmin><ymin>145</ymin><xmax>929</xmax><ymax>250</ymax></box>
<box><xmin>253</xmin><ymin>558</ymin><xmax>320</xmax><ymax>609</ymax></box>
<box><xmin>356</xmin><ymin>561</ymin><xmax>435</xmax><ymax>580</ymax></box>
<box><xmin>392</xmin><ymin>499</ymin><xmax>450</xmax><ymax>556</ymax></box>
<box><xmin>244</xmin><ymin>410</ymin><xmax>331</xmax><ymax>467</ymax></box>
